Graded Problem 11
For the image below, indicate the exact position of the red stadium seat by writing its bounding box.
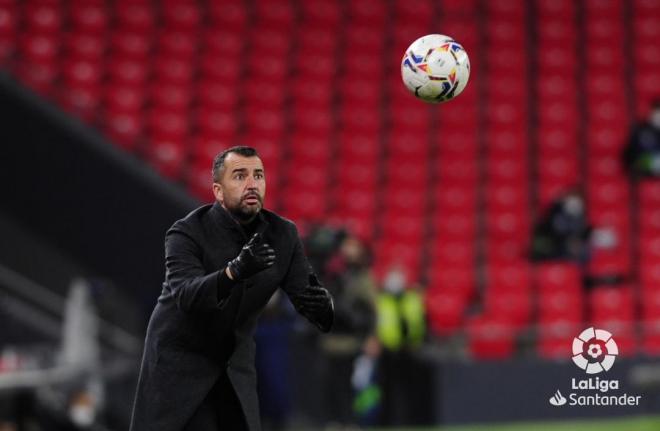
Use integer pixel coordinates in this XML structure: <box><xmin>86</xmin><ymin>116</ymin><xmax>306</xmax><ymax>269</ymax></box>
<box><xmin>347</xmin><ymin>0</ymin><xmax>387</xmax><ymax>24</ymax></box>
<box><xmin>432</xmin><ymin>212</ymin><xmax>477</xmax><ymax>241</ymax></box>
<box><xmin>467</xmin><ymin>316</ymin><xmax>516</xmax><ymax>359</ymax></box>
<box><xmin>70</xmin><ymin>3</ymin><xmax>107</xmax><ymax>33</ymax></box>
<box><xmin>103</xmin><ymin>110</ymin><xmax>144</xmax><ymax>151</ymax></box>
<box><xmin>381</xmin><ymin>189</ymin><xmax>426</xmax><ymax>214</ymax></box>
<box><xmin>152</xmin><ymin>56</ymin><xmax>195</xmax><ymax>84</ymax></box>
<box><xmin>197</xmin><ymin>109</ymin><xmax>238</xmax><ymax>139</ymax></box>
<box><xmin>162</xmin><ymin>1</ymin><xmax>201</xmax><ymax>30</ymax></box>
<box><xmin>641</xmin><ymin>318</ymin><xmax>660</xmax><ymax>356</ymax></box>
<box><xmin>282</xmin><ymin>189</ymin><xmax>327</xmax><ymax>222</ymax></box>
<box><xmin>110</xmin><ymin>32</ymin><xmax>151</xmax><ymax>59</ymax></box>
<box><xmin>297</xmin><ymin>25</ymin><xmax>339</xmax><ymax>52</ymax></box>
<box><xmin>487</xmin><ymin>263</ymin><xmax>531</xmax><ymax>293</ymax></box>
<box><xmin>640</xmin><ymin>207</ymin><xmax>660</xmax><ymax>236</ymax></box>
<box><xmin>379</xmin><ymin>213</ymin><xmax>425</xmax><ymax>241</ymax></box>
<box><xmin>486</xmin><ymin>211</ymin><xmax>529</xmax><ymax>242</ymax></box>
<box><xmin>208</xmin><ymin>1</ymin><xmax>248</xmax><ymax>30</ymax></box>
<box><xmin>64</xmin><ymin>33</ymin><xmax>106</xmax><ymax>60</ymax></box>
<box><xmin>146</xmin><ymin>137</ymin><xmax>187</xmax><ymax>179</ymax></box>
<box><xmin>442</xmin><ymin>0</ymin><xmax>479</xmax><ymax>14</ymax></box>
<box><xmin>588</xmin><ymin>248</ymin><xmax>631</xmax><ymax>279</ymax></box>
<box><xmin>538</xmin><ymin>290</ymin><xmax>584</xmax><ymax>323</ymax></box>
<box><xmin>115</xmin><ymin>2</ymin><xmax>155</xmax><ymax>31</ymax></box>
<box><xmin>426</xmin><ymin>288</ymin><xmax>468</xmax><ymax>336</ymax></box>
<box><xmin>299</xmin><ymin>0</ymin><xmax>341</xmax><ymax>26</ymax></box>
<box><xmin>537</xmin><ymin>320</ymin><xmax>582</xmax><ymax>359</ymax></box>
<box><xmin>384</xmin><ymin>159</ymin><xmax>428</xmax><ymax>185</ymax></box>
<box><xmin>254</xmin><ymin>0</ymin><xmax>294</xmax><ymax>25</ymax></box>
<box><xmin>484</xmin><ymin>290</ymin><xmax>532</xmax><ymax>328</ymax></box>
<box><xmin>0</xmin><ymin>4</ymin><xmax>17</xmax><ymax>38</ymax></box>
<box><xmin>589</xmin><ymin>286</ymin><xmax>635</xmax><ymax>322</ymax></box>
<box><xmin>196</xmin><ymin>81</ymin><xmax>239</xmax><ymax>110</ymax></box>
<box><xmin>251</xmin><ymin>26</ymin><xmax>292</xmax><ymax>54</ymax></box>
<box><xmin>107</xmin><ymin>58</ymin><xmax>150</xmax><ymax>86</ymax></box>
<box><xmin>373</xmin><ymin>240</ymin><xmax>422</xmax><ymax>279</ymax></box>
<box><xmin>428</xmin><ymin>265</ymin><xmax>475</xmax><ymax>298</ymax></box>
<box><xmin>203</xmin><ymin>28</ymin><xmax>243</xmax><ymax>56</ymax></box>
<box><xmin>150</xmin><ymin>83</ymin><xmax>192</xmax><ymax>111</ymax></box>
<box><xmin>62</xmin><ymin>59</ymin><xmax>103</xmax><ymax>88</ymax></box>
<box><xmin>536</xmin><ymin>263</ymin><xmax>583</xmax><ymax>294</ymax></box>
<box><xmin>199</xmin><ymin>54</ymin><xmax>241</xmax><ymax>82</ymax></box>
<box><xmin>19</xmin><ymin>34</ymin><xmax>59</xmax><ymax>63</ymax></box>
<box><xmin>485</xmin><ymin>184</ymin><xmax>528</xmax><ymax>214</ymax></box>
<box><xmin>588</xmin><ymin>181</ymin><xmax>629</xmax><ymax>210</ymax></box>
<box><xmin>431</xmin><ymin>241</ymin><xmax>475</xmax><ymax>268</ymax></box>
<box><xmin>147</xmin><ymin>108</ymin><xmax>189</xmax><ymax>140</ymax></box>
<box><xmin>24</xmin><ymin>3</ymin><xmax>61</xmax><ymax>34</ymax></box>
<box><xmin>157</xmin><ymin>31</ymin><xmax>197</xmax><ymax>59</ymax></box>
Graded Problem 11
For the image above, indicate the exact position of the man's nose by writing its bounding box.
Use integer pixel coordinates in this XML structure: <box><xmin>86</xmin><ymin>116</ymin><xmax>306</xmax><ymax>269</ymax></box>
<box><xmin>246</xmin><ymin>176</ymin><xmax>258</xmax><ymax>189</ymax></box>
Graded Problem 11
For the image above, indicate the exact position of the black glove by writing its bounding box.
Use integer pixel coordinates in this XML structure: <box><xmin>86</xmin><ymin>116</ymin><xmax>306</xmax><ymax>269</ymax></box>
<box><xmin>226</xmin><ymin>233</ymin><xmax>276</xmax><ymax>281</ymax></box>
<box><xmin>294</xmin><ymin>274</ymin><xmax>334</xmax><ymax>332</ymax></box>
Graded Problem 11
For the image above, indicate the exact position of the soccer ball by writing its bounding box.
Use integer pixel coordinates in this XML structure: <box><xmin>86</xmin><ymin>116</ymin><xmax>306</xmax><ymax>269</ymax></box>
<box><xmin>401</xmin><ymin>34</ymin><xmax>470</xmax><ymax>103</ymax></box>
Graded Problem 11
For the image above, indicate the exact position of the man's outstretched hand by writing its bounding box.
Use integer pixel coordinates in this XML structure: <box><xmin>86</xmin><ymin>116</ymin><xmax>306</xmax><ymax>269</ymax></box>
<box><xmin>293</xmin><ymin>274</ymin><xmax>334</xmax><ymax>332</ymax></box>
<box><xmin>226</xmin><ymin>233</ymin><xmax>276</xmax><ymax>281</ymax></box>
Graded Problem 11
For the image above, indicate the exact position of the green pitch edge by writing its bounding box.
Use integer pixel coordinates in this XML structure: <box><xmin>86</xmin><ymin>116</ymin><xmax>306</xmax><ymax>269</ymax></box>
<box><xmin>361</xmin><ymin>415</ymin><xmax>660</xmax><ymax>431</ymax></box>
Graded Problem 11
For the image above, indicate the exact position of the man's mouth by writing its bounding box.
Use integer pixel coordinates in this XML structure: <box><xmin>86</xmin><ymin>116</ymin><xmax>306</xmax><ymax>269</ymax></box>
<box><xmin>243</xmin><ymin>194</ymin><xmax>261</xmax><ymax>205</ymax></box>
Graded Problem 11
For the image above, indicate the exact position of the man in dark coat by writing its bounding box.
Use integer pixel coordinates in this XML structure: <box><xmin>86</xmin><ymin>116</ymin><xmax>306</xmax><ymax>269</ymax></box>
<box><xmin>130</xmin><ymin>146</ymin><xmax>334</xmax><ymax>431</ymax></box>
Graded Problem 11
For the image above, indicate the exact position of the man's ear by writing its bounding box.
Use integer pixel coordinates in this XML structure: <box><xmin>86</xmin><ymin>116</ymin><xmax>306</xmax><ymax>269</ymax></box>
<box><xmin>212</xmin><ymin>182</ymin><xmax>223</xmax><ymax>203</ymax></box>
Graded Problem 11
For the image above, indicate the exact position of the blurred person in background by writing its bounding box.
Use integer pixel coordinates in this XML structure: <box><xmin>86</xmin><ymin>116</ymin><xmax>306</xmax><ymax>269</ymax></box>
<box><xmin>531</xmin><ymin>189</ymin><xmax>593</xmax><ymax>264</ymax></box>
<box><xmin>130</xmin><ymin>146</ymin><xmax>334</xmax><ymax>431</ymax></box>
<box><xmin>318</xmin><ymin>234</ymin><xmax>378</xmax><ymax>428</ymax></box>
<box><xmin>624</xmin><ymin>99</ymin><xmax>660</xmax><ymax>177</ymax></box>
<box><xmin>254</xmin><ymin>291</ymin><xmax>295</xmax><ymax>431</ymax></box>
<box><xmin>376</xmin><ymin>265</ymin><xmax>427</xmax><ymax>426</ymax></box>
<box><xmin>304</xmin><ymin>224</ymin><xmax>347</xmax><ymax>277</ymax></box>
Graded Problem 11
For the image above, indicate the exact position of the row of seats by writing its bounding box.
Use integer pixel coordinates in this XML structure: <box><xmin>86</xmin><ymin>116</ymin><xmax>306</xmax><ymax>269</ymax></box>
<box><xmin>430</xmin><ymin>0</ymin><xmax>659</xmax><ymax>359</ymax></box>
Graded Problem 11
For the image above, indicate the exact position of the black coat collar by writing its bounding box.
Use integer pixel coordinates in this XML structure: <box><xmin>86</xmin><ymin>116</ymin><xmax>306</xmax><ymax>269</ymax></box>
<box><xmin>210</xmin><ymin>201</ymin><xmax>269</xmax><ymax>239</ymax></box>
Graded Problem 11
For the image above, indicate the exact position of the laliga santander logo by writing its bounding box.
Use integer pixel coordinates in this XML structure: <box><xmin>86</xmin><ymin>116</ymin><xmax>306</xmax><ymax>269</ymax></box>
<box><xmin>548</xmin><ymin>327</ymin><xmax>641</xmax><ymax>407</ymax></box>
<box><xmin>572</xmin><ymin>327</ymin><xmax>618</xmax><ymax>374</ymax></box>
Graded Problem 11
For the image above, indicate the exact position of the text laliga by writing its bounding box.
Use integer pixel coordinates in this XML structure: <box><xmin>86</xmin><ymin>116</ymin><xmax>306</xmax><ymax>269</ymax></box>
<box><xmin>572</xmin><ymin>377</ymin><xmax>619</xmax><ymax>393</ymax></box>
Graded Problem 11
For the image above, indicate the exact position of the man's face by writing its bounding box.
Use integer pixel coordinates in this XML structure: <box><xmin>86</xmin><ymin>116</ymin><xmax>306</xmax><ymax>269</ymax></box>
<box><xmin>213</xmin><ymin>154</ymin><xmax>266</xmax><ymax>222</ymax></box>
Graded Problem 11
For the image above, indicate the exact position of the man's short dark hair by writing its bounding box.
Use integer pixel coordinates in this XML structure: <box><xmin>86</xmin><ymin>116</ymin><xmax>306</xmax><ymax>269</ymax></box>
<box><xmin>212</xmin><ymin>146</ymin><xmax>259</xmax><ymax>182</ymax></box>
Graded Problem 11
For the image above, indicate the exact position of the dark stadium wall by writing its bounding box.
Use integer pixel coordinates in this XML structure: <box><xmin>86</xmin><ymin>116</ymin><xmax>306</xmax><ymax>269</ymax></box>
<box><xmin>0</xmin><ymin>73</ymin><xmax>199</xmax><ymax>319</ymax></box>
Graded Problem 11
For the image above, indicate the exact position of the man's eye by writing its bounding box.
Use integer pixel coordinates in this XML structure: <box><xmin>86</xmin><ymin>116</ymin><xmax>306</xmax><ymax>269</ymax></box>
<box><xmin>235</xmin><ymin>174</ymin><xmax>245</xmax><ymax>180</ymax></box>
<box><xmin>255</xmin><ymin>174</ymin><xmax>264</xmax><ymax>179</ymax></box>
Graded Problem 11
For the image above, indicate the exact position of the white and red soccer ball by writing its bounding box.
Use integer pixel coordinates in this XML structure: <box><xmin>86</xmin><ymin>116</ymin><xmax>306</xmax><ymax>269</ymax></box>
<box><xmin>401</xmin><ymin>34</ymin><xmax>471</xmax><ymax>104</ymax></box>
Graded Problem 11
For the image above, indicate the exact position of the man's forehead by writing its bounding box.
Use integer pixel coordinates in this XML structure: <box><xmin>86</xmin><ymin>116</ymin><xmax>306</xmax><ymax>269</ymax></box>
<box><xmin>224</xmin><ymin>153</ymin><xmax>264</xmax><ymax>170</ymax></box>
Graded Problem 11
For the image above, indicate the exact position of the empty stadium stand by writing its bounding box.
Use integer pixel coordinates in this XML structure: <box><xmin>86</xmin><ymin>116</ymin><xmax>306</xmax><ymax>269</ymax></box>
<box><xmin>1</xmin><ymin>0</ymin><xmax>659</xmax><ymax>359</ymax></box>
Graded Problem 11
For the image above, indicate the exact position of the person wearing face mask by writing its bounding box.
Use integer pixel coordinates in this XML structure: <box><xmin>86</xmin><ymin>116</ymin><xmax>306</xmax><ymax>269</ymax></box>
<box><xmin>130</xmin><ymin>146</ymin><xmax>334</xmax><ymax>431</ymax></box>
<box><xmin>375</xmin><ymin>265</ymin><xmax>427</xmax><ymax>426</ymax></box>
<box><xmin>531</xmin><ymin>189</ymin><xmax>593</xmax><ymax>263</ymax></box>
<box><xmin>623</xmin><ymin>100</ymin><xmax>660</xmax><ymax>177</ymax></box>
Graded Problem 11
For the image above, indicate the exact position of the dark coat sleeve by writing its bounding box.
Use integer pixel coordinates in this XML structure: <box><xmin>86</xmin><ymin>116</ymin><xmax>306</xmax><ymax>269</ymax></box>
<box><xmin>280</xmin><ymin>225</ymin><xmax>334</xmax><ymax>332</ymax></box>
<box><xmin>164</xmin><ymin>224</ymin><xmax>238</xmax><ymax>313</ymax></box>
